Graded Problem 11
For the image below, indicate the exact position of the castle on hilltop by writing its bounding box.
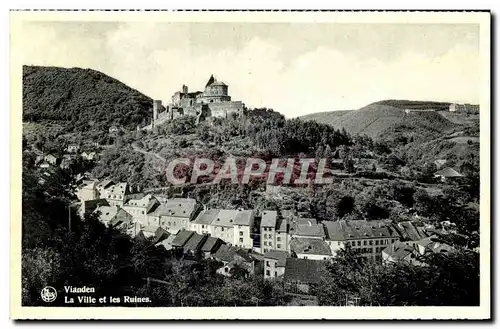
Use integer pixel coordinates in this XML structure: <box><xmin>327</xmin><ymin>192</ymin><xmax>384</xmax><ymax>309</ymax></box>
<box><xmin>145</xmin><ymin>75</ymin><xmax>245</xmax><ymax>129</ymax></box>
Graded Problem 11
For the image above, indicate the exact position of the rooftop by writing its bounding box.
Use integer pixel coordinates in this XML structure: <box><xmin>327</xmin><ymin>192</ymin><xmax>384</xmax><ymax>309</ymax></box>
<box><xmin>201</xmin><ymin>236</ymin><xmax>224</xmax><ymax>253</ymax></box>
<box><xmin>183</xmin><ymin>232</ymin><xmax>208</xmax><ymax>252</ymax></box>
<box><xmin>435</xmin><ymin>167</ymin><xmax>463</xmax><ymax>177</ymax></box>
<box><xmin>284</xmin><ymin>258</ymin><xmax>323</xmax><ymax>283</ymax></box>
<box><xmin>193</xmin><ymin>209</ymin><xmax>220</xmax><ymax>225</ymax></box>
<box><xmin>234</xmin><ymin>209</ymin><xmax>254</xmax><ymax>226</ymax></box>
<box><xmin>151</xmin><ymin>198</ymin><xmax>198</xmax><ymax>218</ymax></box>
<box><xmin>264</xmin><ymin>250</ymin><xmax>289</xmax><ymax>267</ymax></box>
<box><xmin>292</xmin><ymin>223</ymin><xmax>325</xmax><ymax>238</ymax></box>
<box><xmin>323</xmin><ymin>220</ymin><xmax>399</xmax><ymax>241</ymax></box>
<box><xmin>396</xmin><ymin>221</ymin><xmax>429</xmax><ymax>241</ymax></box>
<box><xmin>211</xmin><ymin>209</ymin><xmax>239</xmax><ymax>228</ymax></box>
<box><xmin>261</xmin><ymin>210</ymin><xmax>278</xmax><ymax>228</ymax></box>
<box><xmin>290</xmin><ymin>238</ymin><xmax>332</xmax><ymax>256</ymax></box>
<box><xmin>214</xmin><ymin>244</ymin><xmax>252</xmax><ymax>263</ymax></box>
<box><xmin>171</xmin><ymin>230</ymin><xmax>194</xmax><ymax>247</ymax></box>
<box><xmin>383</xmin><ymin>241</ymin><xmax>417</xmax><ymax>260</ymax></box>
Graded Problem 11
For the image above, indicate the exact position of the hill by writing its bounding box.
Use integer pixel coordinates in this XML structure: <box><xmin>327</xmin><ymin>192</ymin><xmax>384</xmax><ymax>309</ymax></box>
<box><xmin>23</xmin><ymin>65</ymin><xmax>153</xmax><ymax>133</ymax></box>
<box><xmin>299</xmin><ymin>100</ymin><xmax>456</xmax><ymax>139</ymax></box>
<box><xmin>299</xmin><ymin>110</ymin><xmax>352</xmax><ymax>125</ymax></box>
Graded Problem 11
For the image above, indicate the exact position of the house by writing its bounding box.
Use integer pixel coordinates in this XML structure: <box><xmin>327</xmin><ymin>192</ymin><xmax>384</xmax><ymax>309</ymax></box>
<box><xmin>102</xmin><ymin>183</ymin><xmax>132</xmax><ymax>207</ymax></box>
<box><xmin>93</xmin><ymin>206</ymin><xmax>133</xmax><ymax>229</ymax></box>
<box><xmin>44</xmin><ymin>154</ymin><xmax>59</xmax><ymax>165</ymax></box>
<box><xmin>260</xmin><ymin>210</ymin><xmax>278</xmax><ymax>253</ymax></box>
<box><xmin>155</xmin><ymin>234</ymin><xmax>177</xmax><ymax>251</ymax></box>
<box><xmin>59</xmin><ymin>155</ymin><xmax>73</xmax><ymax>169</ymax></box>
<box><xmin>289</xmin><ymin>218</ymin><xmax>325</xmax><ymax>240</ymax></box>
<box><xmin>78</xmin><ymin>198</ymin><xmax>109</xmax><ymax>219</ymax></box>
<box><xmin>76</xmin><ymin>181</ymin><xmax>100</xmax><ymax>202</ymax></box>
<box><xmin>394</xmin><ymin>221</ymin><xmax>429</xmax><ymax>244</ymax></box>
<box><xmin>433</xmin><ymin>159</ymin><xmax>447</xmax><ymax>170</ymax></box>
<box><xmin>96</xmin><ymin>179</ymin><xmax>115</xmax><ymax>195</ymax></box>
<box><xmin>190</xmin><ymin>209</ymin><xmax>219</xmax><ymax>235</ymax></box>
<box><xmin>290</xmin><ymin>237</ymin><xmax>332</xmax><ymax>260</ymax></box>
<box><xmin>207</xmin><ymin>209</ymin><xmax>239</xmax><ymax>246</ymax></box>
<box><xmin>323</xmin><ymin>220</ymin><xmax>400</xmax><ymax>261</ymax></box>
<box><xmin>200</xmin><ymin>236</ymin><xmax>225</xmax><ymax>258</ymax></box>
<box><xmin>141</xmin><ymin>225</ymin><xmax>169</xmax><ymax>242</ymax></box>
<box><xmin>147</xmin><ymin>198</ymin><xmax>200</xmax><ymax>234</ymax></box>
<box><xmin>213</xmin><ymin>244</ymin><xmax>255</xmax><ymax>277</ymax></box>
<box><xmin>263</xmin><ymin>250</ymin><xmax>288</xmax><ymax>279</ymax></box>
<box><xmin>382</xmin><ymin>241</ymin><xmax>422</xmax><ymax>265</ymax></box>
<box><xmin>123</xmin><ymin>194</ymin><xmax>160</xmax><ymax>226</ymax></box>
<box><xmin>182</xmin><ymin>232</ymin><xmax>209</xmax><ymax>258</ymax></box>
<box><xmin>81</xmin><ymin>151</ymin><xmax>97</xmax><ymax>161</ymax></box>
<box><xmin>284</xmin><ymin>258</ymin><xmax>322</xmax><ymax>295</ymax></box>
<box><xmin>434</xmin><ymin>167</ymin><xmax>463</xmax><ymax>182</ymax></box>
<box><xmin>66</xmin><ymin>144</ymin><xmax>80</xmax><ymax>153</ymax></box>
<box><xmin>415</xmin><ymin>237</ymin><xmax>455</xmax><ymax>255</ymax></box>
<box><xmin>171</xmin><ymin>230</ymin><xmax>195</xmax><ymax>249</ymax></box>
<box><xmin>233</xmin><ymin>209</ymin><xmax>255</xmax><ymax>248</ymax></box>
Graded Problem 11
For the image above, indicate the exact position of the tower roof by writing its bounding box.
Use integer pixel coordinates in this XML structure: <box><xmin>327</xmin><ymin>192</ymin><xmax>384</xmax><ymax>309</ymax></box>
<box><xmin>205</xmin><ymin>74</ymin><xmax>216</xmax><ymax>88</ymax></box>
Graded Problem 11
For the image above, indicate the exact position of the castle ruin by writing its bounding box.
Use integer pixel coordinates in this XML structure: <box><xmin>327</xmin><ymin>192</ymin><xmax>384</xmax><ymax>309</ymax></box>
<box><xmin>147</xmin><ymin>75</ymin><xmax>245</xmax><ymax>129</ymax></box>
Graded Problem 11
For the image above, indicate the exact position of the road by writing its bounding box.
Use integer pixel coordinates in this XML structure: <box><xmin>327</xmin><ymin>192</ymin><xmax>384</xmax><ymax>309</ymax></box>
<box><xmin>131</xmin><ymin>141</ymin><xmax>167</xmax><ymax>162</ymax></box>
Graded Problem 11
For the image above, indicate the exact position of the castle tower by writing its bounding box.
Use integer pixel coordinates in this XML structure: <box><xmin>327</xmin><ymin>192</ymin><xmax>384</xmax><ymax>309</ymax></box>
<box><xmin>182</xmin><ymin>84</ymin><xmax>188</xmax><ymax>94</ymax></box>
<box><xmin>152</xmin><ymin>100</ymin><xmax>162</xmax><ymax>127</ymax></box>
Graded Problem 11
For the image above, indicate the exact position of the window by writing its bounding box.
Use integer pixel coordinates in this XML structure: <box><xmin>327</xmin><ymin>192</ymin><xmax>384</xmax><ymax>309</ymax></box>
<box><xmin>303</xmin><ymin>256</ymin><xmax>308</xmax><ymax>259</ymax></box>
<box><xmin>277</xmin><ymin>237</ymin><xmax>281</xmax><ymax>241</ymax></box>
<box><xmin>239</xmin><ymin>238</ymin><xmax>243</xmax><ymax>243</ymax></box>
<box><xmin>323</xmin><ymin>257</ymin><xmax>327</xmax><ymax>260</ymax></box>
<box><xmin>225</xmin><ymin>268</ymin><xmax>229</xmax><ymax>273</ymax></box>
<box><xmin>363</xmin><ymin>241</ymin><xmax>367</xmax><ymax>246</ymax></box>
<box><xmin>375</xmin><ymin>240</ymin><xmax>379</xmax><ymax>246</ymax></box>
<box><xmin>338</xmin><ymin>241</ymin><xmax>341</xmax><ymax>245</ymax></box>
<box><xmin>274</xmin><ymin>272</ymin><xmax>277</xmax><ymax>277</ymax></box>
<box><xmin>142</xmin><ymin>211</ymin><xmax>144</xmax><ymax>214</ymax></box>
<box><xmin>239</xmin><ymin>232</ymin><xmax>243</xmax><ymax>236</ymax></box>
<box><xmin>369</xmin><ymin>240</ymin><xmax>373</xmax><ymax>246</ymax></box>
<box><xmin>266</xmin><ymin>270</ymin><xmax>270</xmax><ymax>276</ymax></box>
<box><xmin>264</xmin><ymin>242</ymin><xmax>267</xmax><ymax>246</ymax></box>
<box><xmin>266</xmin><ymin>261</ymin><xmax>270</xmax><ymax>267</ymax></box>
<box><xmin>357</xmin><ymin>241</ymin><xmax>361</xmax><ymax>246</ymax></box>
<box><xmin>277</xmin><ymin>244</ymin><xmax>281</xmax><ymax>249</ymax></box>
<box><xmin>221</xmin><ymin>228</ymin><xmax>224</xmax><ymax>232</ymax></box>
<box><xmin>202</xmin><ymin>225</ymin><xmax>205</xmax><ymax>229</ymax></box>
<box><xmin>269</xmin><ymin>242</ymin><xmax>272</xmax><ymax>247</ymax></box>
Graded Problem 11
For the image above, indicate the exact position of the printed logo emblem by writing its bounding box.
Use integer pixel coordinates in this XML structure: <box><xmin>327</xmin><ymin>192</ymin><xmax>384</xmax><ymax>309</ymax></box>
<box><xmin>40</xmin><ymin>286</ymin><xmax>57</xmax><ymax>303</ymax></box>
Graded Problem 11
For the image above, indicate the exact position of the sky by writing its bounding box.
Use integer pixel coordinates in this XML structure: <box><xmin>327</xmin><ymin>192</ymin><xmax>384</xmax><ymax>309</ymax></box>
<box><xmin>16</xmin><ymin>21</ymin><xmax>480</xmax><ymax>117</ymax></box>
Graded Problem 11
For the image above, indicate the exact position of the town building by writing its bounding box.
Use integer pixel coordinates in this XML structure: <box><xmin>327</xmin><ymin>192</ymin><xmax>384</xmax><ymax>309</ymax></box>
<box><xmin>190</xmin><ymin>209</ymin><xmax>219</xmax><ymax>235</ymax></box>
<box><xmin>44</xmin><ymin>154</ymin><xmax>59</xmax><ymax>166</ymax></box>
<box><xmin>76</xmin><ymin>181</ymin><xmax>100</xmax><ymax>202</ymax></box>
<box><xmin>147</xmin><ymin>198</ymin><xmax>201</xmax><ymax>234</ymax></box>
<box><xmin>260</xmin><ymin>210</ymin><xmax>278</xmax><ymax>253</ymax></box>
<box><xmin>449</xmin><ymin>103</ymin><xmax>480</xmax><ymax>114</ymax></box>
<box><xmin>284</xmin><ymin>258</ymin><xmax>323</xmax><ymax>295</ymax></box>
<box><xmin>433</xmin><ymin>159</ymin><xmax>447</xmax><ymax>170</ymax></box>
<box><xmin>382</xmin><ymin>241</ymin><xmax>422</xmax><ymax>265</ymax></box>
<box><xmin>213</xmin><ymin>244</ymin><xmax>255</xmax><ymax>277</ymax></box>
<box><xmin>101</xmin><ymin>182</ymin><xmax>132</xmax><ymax>207</ymax></box>
<box><xmin>123</xmin><ymin>194</ymin><xmax>160</xmax><ymax>226</ymax></box>
<box><xmin>93</xmin><ymin>205</ymin><xmax>133</xmax><ymax>229</ymax></box>
<box><xmin>78</xmin><ymin>198</ymin><xmax>109</xmax><ymax>219</ymax></box>
<box><xmin>290</xmin><ymin>237</ymin><xmax>332</xmax><ymax>260</ymax></box>
<box><xmin>323</xmin><ymin>220</ymin><xmax>400</xmax><ymax>261</ymax></box>
<box><xmin>81</xmin><ymin>151</ymin><xmax>97</xmax><ymax>161</ymax></box>
<box><xmin>66</xmin><ymin>144</ymin><xmax>80</xmax><ymax>153</ymax></box>
<box><xmin>200</xmin><ymin>236</ymin><xmax>225</xmax><ymax>259</ymax></box>
<box><xmin>434</xmin><ymin>167</ymin><xmax>464</xmax><ymax>182</ymax></box>
<box><xmin>263</xmin><ymin>250</ymin><xmax>288</xmax><ymax>279</ymax></box>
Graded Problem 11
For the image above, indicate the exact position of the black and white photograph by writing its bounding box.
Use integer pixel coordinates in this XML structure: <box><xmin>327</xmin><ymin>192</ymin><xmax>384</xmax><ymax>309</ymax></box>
<box><xmin>9</xmin><ymin>10</ymin><xmax>491</xmax><ymax>320</ymax></box>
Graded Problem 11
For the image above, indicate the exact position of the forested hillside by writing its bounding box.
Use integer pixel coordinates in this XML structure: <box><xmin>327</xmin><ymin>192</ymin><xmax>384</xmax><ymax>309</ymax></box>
<box><xmin>23</xmin><ymin>65</ymin><xmax>153</xmax><ymax>132</ymax></box>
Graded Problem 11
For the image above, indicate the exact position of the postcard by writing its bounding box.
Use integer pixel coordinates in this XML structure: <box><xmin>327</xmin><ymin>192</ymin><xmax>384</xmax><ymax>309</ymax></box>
<box><xmin>10</xmin><ymin>10</ymin><xmax>491</xmax><ymax>320</ymax></box>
